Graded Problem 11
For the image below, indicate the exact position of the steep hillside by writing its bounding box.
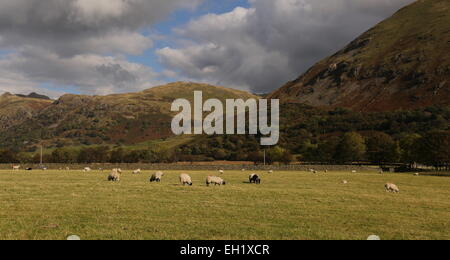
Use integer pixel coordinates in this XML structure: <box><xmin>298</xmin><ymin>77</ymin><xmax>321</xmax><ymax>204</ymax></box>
<box><xmin>0</xmin><ymin>93</ymin><xmax>53</xmax><ymax>131</ymax></box>
<box><xmin>0</xmin><ymin>82</ymin><xmax>258</xmax><ymax>150</ymax></box>
<box><xmin>270</xmin><ymin>0</ymin><xmax>450</xmax><ymax>111</ymax></box>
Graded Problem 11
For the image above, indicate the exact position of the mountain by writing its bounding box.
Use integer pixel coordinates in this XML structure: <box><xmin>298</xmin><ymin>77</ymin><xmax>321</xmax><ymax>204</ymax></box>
<box><xmin>0</xmin><ymin>82</ymin><xmax>258</xmax><ymax>149</ymax></box>
<box><xmin>16</xmin><ymin>92</ymin><xmax>51</xmax><ymax>100</ymax></box>
<box><xmin>269</xmin><ymin>0</ymin><xmax>450</xmax><ymax>111</ymax></box>
<box><xmin>0</xmin><ymin>93</ymin><xmax>53</xmax><ymax>131</ymax></box>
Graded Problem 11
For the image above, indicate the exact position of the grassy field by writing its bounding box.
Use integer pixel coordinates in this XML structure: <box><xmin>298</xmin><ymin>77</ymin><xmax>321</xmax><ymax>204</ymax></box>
<box><xmin>0</xmin><ymin>169</ymin><xmax>449</xmax><ymax>240</ymax></box>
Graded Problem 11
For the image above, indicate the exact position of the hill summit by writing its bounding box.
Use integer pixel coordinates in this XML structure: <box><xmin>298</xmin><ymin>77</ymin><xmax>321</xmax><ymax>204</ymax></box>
<box><xmin>269</xmin><ymin>0</ymin><xmax>450</xmax><ymax>111</ymax></box>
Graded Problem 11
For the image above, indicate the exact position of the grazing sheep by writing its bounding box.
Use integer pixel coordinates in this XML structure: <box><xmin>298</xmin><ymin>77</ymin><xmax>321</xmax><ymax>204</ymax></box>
<box><xmin>150</xmin><ymin>171</ymin><xmax>164</xmax><ymax>183</ymax></box>
<box><xmin>132</xmin><ymin>169</ymin><xmax>142</xmax><ymax>175</ymax></box>
<box><xmin>342</xmin><ymin>180</ymin><xmax>348</xmax><ymax>184</ymax></box>
<box><xmin>242</xmin><ymin>169</ymin><xmax>246</xmax><ymax>172</ymax></box>
<box><xmin>324</xmin><ymin>170</ymin><xmax>328</xmax><ymax>173</ymax></box>
<box><xmin>385</xmin><ymin>183</ymin><xmax>400</xmax><ymax>193</ymax></box>
<box><xmin>26</xmin><ymin>168</ymin><xmax>33</xmax><ymax>171</ymax></box>
<box><xmin>249</xmin><ymin>174</ymin><xmax>261</xmax><ymax>184</ymax></box>
<box><xmin>268</xmin><ymin>170</ymin><xmax>274</xmax><ymax>174</ymax></box>
<box><xmin>83</xmin><ymin>167</ymin><xmax>91</xmax><ymax>172</ymax></box>
<box><xmin>12</xmin><ymin>165</ymin><xmax>20</xmax><ymax>171</ymax></box>
<box><xmin>379</xmin><ymin>170</ymin><xmax>384</xmax><ymax>174</ymax></box>
<box><xmin>219</xmin><ymin>170</ymin><xmax>224</xmax><ymax>175</ymax></box>
<box><xmin>414</xmin><ymin>173</ymin><xmax>420</xmax><ymax>176</ymax></box>
<box><xmin>352</xmin><ymin>170</ymin><xmax>357</xmax><ymax>173</ymax></box>
<box><xmin>180</xmin><ymin>174</ymin><xmax>193</xmax><ymax>186</ymax></box>
<box><xmin>66</xmin><ymin>167</ymin><xmax>70</xmax><ymax>171</ymax></box>
<box><xmin>206</xmin><ymin>176</ymin><xmax>226</xmax><ymax>186</ymax></box>
<box><xmin>108</xmin><ymin>169</ymin><xmax>122</xmax><ymax>182</ymax></box>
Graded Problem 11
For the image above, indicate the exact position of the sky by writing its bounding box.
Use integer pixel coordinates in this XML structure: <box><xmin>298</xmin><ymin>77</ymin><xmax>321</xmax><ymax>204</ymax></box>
<box><xmin>0</xmin><ymin>0</ymin><xmax>415</xmax><ymax>98</ymax></box>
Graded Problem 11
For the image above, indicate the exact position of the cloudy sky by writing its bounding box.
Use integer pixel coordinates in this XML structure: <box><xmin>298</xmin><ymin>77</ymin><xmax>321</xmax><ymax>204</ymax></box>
<box><xmin>0</xmin><ymin>0</ymin><xmax>415</xmax><ymax>98</ymax></box>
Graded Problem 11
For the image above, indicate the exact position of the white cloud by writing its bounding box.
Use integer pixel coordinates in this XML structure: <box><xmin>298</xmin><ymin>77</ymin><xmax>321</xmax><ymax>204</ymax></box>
<box><xmin>0</xmin><ymin>47</ymin><xmax>163</xmax><ymax>96</ymax></box>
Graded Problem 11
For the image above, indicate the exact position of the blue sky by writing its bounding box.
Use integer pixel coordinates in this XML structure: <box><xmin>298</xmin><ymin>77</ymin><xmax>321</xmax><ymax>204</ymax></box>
<box><xmin>128</xmin><ymin>0</ymin><xmax>251</xmax><ymax>78</ymax></box>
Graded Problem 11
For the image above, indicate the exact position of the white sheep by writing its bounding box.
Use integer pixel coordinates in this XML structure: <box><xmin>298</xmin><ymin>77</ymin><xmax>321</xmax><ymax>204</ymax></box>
<box><xmin>132</xmin><ymin>169</ymin><xmax>142</xmax><ymax>175</ymax></box>
<box><xmin>83</xmin><ymin>167</ymin><xmax>91</xmax><ymax>172</ymax></box>
<box><xmin>385</xmin><ymin>183</ymin><xmax>400</xmax><ymax>193</ymax></box>
<box><xmin>352</xmin><ymin>170</ymin><xmax>357</xmax><ymax>173</ymax></box>
<box><xmin>12</xmin><ymin>165</ymin><xmax>20</xmax><ymax>171</ymax></box>
<box><xmin>219</xmin><ymin>170</ymin><xmax>225</xmax><ymax>175</ymax></box>
<box><xmin>342</xmin><ymin>180</ymin><xmax>348</xmax><ymax>184</ymax></box>
<box><xmin>268</xmin><ymin>170</ymin><xmax>274</xmax><ymax>174</ymax></box>
<box><xmin>414</xmin><ymin>173</ymin><xmax>420</xmax><ymax>176</ymax></box>
<box><xmin>108</xmin><ymin>168</ymin><xmax>122</xmax><ymax>182</ymax></box>
<box><xmin>150</xmin><ymin>171</ymin><xmax>164</xmax><ymax>183</ymax></box>
<box><xmin>206</xmin><ymin>176</ymin><xmax>226</xmax><ymax>186</ymax></box>
<box><xmin>180</xmin><ymin>174</ymin><xmax>193</xmax><ymax>186</ymax></box>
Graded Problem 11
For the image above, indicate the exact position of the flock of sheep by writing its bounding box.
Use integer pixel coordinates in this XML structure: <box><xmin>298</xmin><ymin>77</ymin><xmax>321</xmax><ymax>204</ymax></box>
<box><xmin>11</xmin><ymin>165</ymin><xmax>415</xmax><ymax>192</ymax></box>
<box><xmin>103</xmin><ymin>168</ymin><xmax>262</xmax><ymax>187</ymax></box>
<box><xmin>103</xmin><ymin>168</ymin><xmax>403</xmax><ymax>193</ymax></box>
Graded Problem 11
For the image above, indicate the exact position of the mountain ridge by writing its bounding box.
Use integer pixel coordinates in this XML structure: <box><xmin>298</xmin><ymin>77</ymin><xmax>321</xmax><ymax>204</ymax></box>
<box><xmin>0</xmin><ymin>82</ymin><xmax>258</xmax><ymax>150</ymax></box>
<box><xmin>269</xmin><ymin>0</ymin><xmax>450</xmax><ymax>111</ymax></box>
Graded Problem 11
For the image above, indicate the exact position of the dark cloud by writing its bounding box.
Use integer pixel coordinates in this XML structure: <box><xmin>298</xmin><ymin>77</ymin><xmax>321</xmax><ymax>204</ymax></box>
<box><xmin>0</xmin><ymin>0</ymin><xmax>201</xmax><ymax>96</ymax></box>
<box><xmin>158</xmin><ymin>0</ymin><xmax>416</xmax><ymax>93</ymax></box>
<box><xmin>0</xmin><ymin>0</ymin><xmax>200</xmax><ymax>56</ymax></box>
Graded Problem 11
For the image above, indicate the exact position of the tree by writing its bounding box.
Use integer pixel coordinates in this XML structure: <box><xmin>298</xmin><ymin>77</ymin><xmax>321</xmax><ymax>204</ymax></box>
<box><xmin>267</xmin><ymin>146</ymin><xmax>285</xmax><ymax>165</ymax></box>
<box><xmin>51</xmin><ymin>148</ymin><xmax>77</xmax><ymax>163</ymax></box>
<box><xmin>0</xmin><ymin>149</ymin><xmax>19</xmax><ymax>163</ymax></box>
<box><xmin>415</xmin><ymin>131</ymin><xmax>450</xmax><ymax>170</ymax></box>
<box><xmin>110</xmin><ymin>148</ymin><xmax>125</xmax><ymax>163</ymax></box>
<box><xmin>366</xmin><ymin>132</ymin><xmax>400</xmax><ymax>166</ymax></box>
<box><xmin>213</xmin><ymin>149</ymin><xmax>229</xmax><ymax>161</ymax></box>
<box><xmin>399</xmin><ymin>133</ymin><xmax>422</xmax><ymax>169</ymax></box>
<box><xmin>305</xmin><ymin>137</ymin><xmax>340</xmax><ymax>163</ymax></box>
<box><xmin>248</xmin><ymin>151</ymin><xmax>264</xmax><ymax>165</ymax></box>
<box><xmin>281</xmin><ymin>150</ymin><xmax>294</xmax><ymax>165</ymax></box>
<box><xmin>124</xmin><ymin>150</ymin><xmax>142</xmax><ymax>163</ymax></box>
<box><xmin>334</xmin><ymin>132</ymin><xmax>366</xmax><ymax>164</ymax></box>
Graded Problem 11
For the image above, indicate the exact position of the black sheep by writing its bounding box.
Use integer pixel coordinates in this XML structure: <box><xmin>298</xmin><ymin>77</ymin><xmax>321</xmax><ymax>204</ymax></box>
<box><xmin>249</xmin><ymin>174</ymin><xmax>261</xmax><ymax>184</ymax></box>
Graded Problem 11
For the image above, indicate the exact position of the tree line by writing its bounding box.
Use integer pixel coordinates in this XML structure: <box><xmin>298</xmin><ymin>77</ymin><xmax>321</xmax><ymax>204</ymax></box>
<box><xmin>0</xmin><ymin>147</ymin><xmax>175</xmax><ymax>165</ymax></box>
<box><xmin>175</xmin><ymin>130</ymin><xmax>449</xmax><ymax>170</ymax></box>
<box><xmin>0</xmin><ymin>130</ymin><xmax>448</xmax><ymax>170</ymax></box>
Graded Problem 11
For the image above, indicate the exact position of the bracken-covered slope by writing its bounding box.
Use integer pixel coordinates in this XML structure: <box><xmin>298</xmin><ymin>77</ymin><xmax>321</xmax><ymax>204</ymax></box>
<box><xmin>269</xmin><ymin>0</ymin><xmax>450</xmax><ymax>111</ymax></box>
<box><xmin>0</xmin><ymin>82</ymin><xmax>258</xmax><ymax>149</ymax></box>
<box><xmin>0</xmin><ymin>93</ymin><xmax>53</xmax><ymax>131</ymax></box>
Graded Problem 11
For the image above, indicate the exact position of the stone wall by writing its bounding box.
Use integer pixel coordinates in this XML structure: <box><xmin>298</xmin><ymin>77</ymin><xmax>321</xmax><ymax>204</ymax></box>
<box><xmin>0</xmin><ymin>163</ymin><xmax>378</xmax><ymax>172</ymax></box>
